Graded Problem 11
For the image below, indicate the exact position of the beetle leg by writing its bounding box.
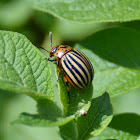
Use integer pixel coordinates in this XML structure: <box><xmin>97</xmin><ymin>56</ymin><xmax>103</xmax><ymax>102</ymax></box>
<box><xmin>63</xmin><ymin>76</ymin><xmax>70</xmax><ymax>102</ymax></box>
<box><xmin>46</xmin><ymin>58</ymin><xmax>59</xmax><ymax>62</ymax></box>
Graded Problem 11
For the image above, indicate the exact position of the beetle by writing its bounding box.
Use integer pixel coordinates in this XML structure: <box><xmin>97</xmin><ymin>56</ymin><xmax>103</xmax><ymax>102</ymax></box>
<box><xmin>40</xmin><ymin>32</ymin><xmax>94</xmax><ymax>101</ymax></box>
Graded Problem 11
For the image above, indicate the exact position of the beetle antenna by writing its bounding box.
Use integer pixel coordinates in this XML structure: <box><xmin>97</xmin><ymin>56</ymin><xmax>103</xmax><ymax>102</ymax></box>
<box><xmin>38</xmin><ymin>47</ymin><xmax>49</xmax><ymax>53</ymax></box>
<box><xmin>49</xmin><ymin>31</ymin><xmax>52</xmax><ymax>47</ymax></box>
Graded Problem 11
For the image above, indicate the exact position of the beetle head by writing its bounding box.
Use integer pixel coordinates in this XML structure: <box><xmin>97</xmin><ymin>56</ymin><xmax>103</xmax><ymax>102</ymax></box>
<box><xmin>50</xmin><ymin>46</ymin><xmax>59</xmax><ymax>57</ymax></box>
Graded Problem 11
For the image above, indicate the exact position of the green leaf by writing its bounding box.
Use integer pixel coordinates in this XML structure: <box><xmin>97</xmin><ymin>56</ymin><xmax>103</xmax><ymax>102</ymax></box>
<box><xmin>77</xmin><ymin>92</ymin><xmax>113</xmax><ymax>139</ymax></box>
<box><xmin>93</xmin><ymin>113</ymin><xmax>140</xmax><ymax>140</ymax></box>
<box><xmin>0</xmin><ymin>79</ymin><xmax>51</xmax><ymax>100</ymax></box>
<box><xmin>59</xmin><ymin>121</ymin><xmax>78</xmax><ymax>140</ymax></box>
<box><xmin>111</xmin><ymin>88</ymin><xmax>140</xmax><ymax>114</ymax></box>
<box><xmin>75</xmin><ymin>27</ymin><xmax>140</xmax><ymax>98</ymax></box>
<box><xmin>37</xmin><ymin>98</ymin><xmax>62</xmax><ymax>119</ymax></box>
<box><xmin>0</xmin><ymin>31</ymin><xmax>76</xmax><ymax>128</ymax></box>
<box><xmin>0</xmin><ymin>1</ymin><xmax>32</xmax><ymax>28</ymax></box>
<box><xmin>13</xmin><ymin>97</ymin><xmax>76</xmax><ymax>127</ymax></box>
<box><xmin>58</xmin><ymin>70</ymin><xmax>93</xmax><ymax>116</ymax></box>
<box><xmin>0</xmin><ymin>30</ymin><xmax>54</xmax><ymax>100</ymax></box>
<box><xmin>30</xmin><ymin>0</ymin><xmax>140</xmax><ymax>23</ymax></box>
<box><xmin>55</xmin><ymin>60</ymin><xmax>94</xmax><ymax>139</ymax></box>
<box><xmin>12</xmin><ymin>112</ymin><xmax>75</xmax><ymax>127</ymax></box>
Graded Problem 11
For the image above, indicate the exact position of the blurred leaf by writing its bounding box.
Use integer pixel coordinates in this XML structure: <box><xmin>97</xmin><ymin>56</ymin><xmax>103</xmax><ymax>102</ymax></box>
<box><xmin>77</xmin><ymin>92</ymin><xmax>113</xmax><ymax>139</ymax></box>
<box><xmin>59</xmin><ymin>120</ymin><xmax>78</xmax><ymax>140</ymax></box>
<box><xmin>0</xmin><ymin>91</ymin><xmax>61</xmax><ymax>140</ymax></box>
<box><xmin>56</xmin><ymin>21</ymin><xmax>106</xmax><ymax>40</ymax></box>
<box><xmin>34</xmin><ymin>11</ymin><xmax>56</xmax><ymax>32</ymax></box>
<box><xmin>0</xmin><ymin>31</ymin><xmax>54</xmax><ymax>100</ymax></box>
<box><xmin>30</xmin><ymin>0</ymin><xmax>140</xmax><ymax>23</ymax></box>
<box><xmin>93</xmin><ymin>113</ymin><xmax>140</xmax><ymax>140</ymax></box>
<box><xmin>13</xmin><ymin>112</ymin><xmax>75</xmax><ymax>127</ymax></box>
<box><xmin>111</xmin><ymin>88</ymin><xmax>140</xmax><ymax>114</ymax></box>
<box><xmin>75</xmin><ymin>27</ymin><xmax>140</xmax><ymax>98</ymax></box>
<box><xmin>0</xmin><ymin>0</ymin><xmax>32</xmax><ymax>28</ymax></box>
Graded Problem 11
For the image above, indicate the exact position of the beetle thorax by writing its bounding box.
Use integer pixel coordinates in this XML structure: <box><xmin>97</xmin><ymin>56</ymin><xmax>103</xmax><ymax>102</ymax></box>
<box><xmin>50</xmin><ymin>45</ymin><xmax>72</xmax><ymax>58</ymax></box>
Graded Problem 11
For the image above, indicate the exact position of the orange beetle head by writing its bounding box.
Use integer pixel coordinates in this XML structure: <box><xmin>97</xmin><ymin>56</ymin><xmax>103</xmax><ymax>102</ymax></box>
<box><xmin>50</xmin><ymin>46</ymin><xmax>59</xmax><ymax>57</ymax></box>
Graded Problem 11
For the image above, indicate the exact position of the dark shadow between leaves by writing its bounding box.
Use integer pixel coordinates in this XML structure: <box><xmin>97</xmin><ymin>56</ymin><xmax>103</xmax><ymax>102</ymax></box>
<box><xmin>108</xmin><ymin>113</ymin><xmax>140</xmax><ymax>136</ymax></box>
<box><xmin>37</xmin><ymin>98</ymin><xmax>62</xmax><ymax>120</ymax></box>
<box><xmin>59</xmin><ymin>120</ymin><xmax>78</xmax><ymax>140</ymax></box>
<box><xmin>20</xmin><ymin>112</ymin><xmax>58</xmax><ymax>122</ymax></box>
<box><xmin>79</xmin><ymin>27</ymin><xmax>140</xmax><ymax>69</ymax></box>
<box><xmin>13</xmin><ymin>112</ymin><xmax>74</xmax><ymax>127</ymax></box>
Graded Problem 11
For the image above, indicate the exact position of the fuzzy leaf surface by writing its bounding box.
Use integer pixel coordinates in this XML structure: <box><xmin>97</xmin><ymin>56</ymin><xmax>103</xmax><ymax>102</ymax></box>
<box><xmin>93</xmin><ymin>113</ymin><xmax>140</xmax><ymax>140</ymax></box>
<box><xmin>30</xmin><ymin>0</ymin><xmax>140</xmax><ymax>23</ymax></box>
<box><xmin>77</xmin><ymin>92</ymin><xmax>113</xmax><ymax>139</ymax></box>
<box><xmin>0</xmin><ymin>31</ymin><xmax>54</xmax><ymax>100</ymax></box>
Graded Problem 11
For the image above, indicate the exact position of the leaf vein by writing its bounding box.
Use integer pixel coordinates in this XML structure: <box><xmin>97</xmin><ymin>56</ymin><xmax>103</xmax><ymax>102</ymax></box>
<box><xmin>23</xmin><ymin>42</ymin><xmax>38</xmax><ymax>92</ymax></box>
<box><xmin>79</xmin><ymin>95</ymin><xmax>106</xmax><ymax>139</ymax></box>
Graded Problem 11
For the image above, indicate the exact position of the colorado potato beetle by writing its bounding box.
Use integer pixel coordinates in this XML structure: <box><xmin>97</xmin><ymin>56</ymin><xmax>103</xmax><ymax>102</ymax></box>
<box><xmin>40</xmin><ymin>32</ymin><xmax>94</xmax><ymax>101</ymax></box>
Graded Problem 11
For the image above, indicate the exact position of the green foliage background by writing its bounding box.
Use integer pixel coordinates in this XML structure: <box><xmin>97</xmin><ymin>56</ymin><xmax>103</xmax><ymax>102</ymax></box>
<box><xmin>0</xmin><ymin>0</ymin><xmax>140</xmax><ymax>140</ymax></box>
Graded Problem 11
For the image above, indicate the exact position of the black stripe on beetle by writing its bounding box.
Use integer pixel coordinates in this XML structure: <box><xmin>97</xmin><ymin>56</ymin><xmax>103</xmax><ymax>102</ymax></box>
<box><xmin>74</xmin><ymin>49</ymin><xmax>94</xmax><ymax>82</ymax></box>
<box><xmin>65</xmin><ymin>55</ymin><xmax>87</xmax><ymax>87</ymax></box>
<box><xmin>62</xmin><ymin>56</ymin><xmax>84</xmax><ymax>89</ymax></box>
<box><xmin>68</xmin><ymin>52</ymin><xmax>90</xmax><ymax>84</ymax></box>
